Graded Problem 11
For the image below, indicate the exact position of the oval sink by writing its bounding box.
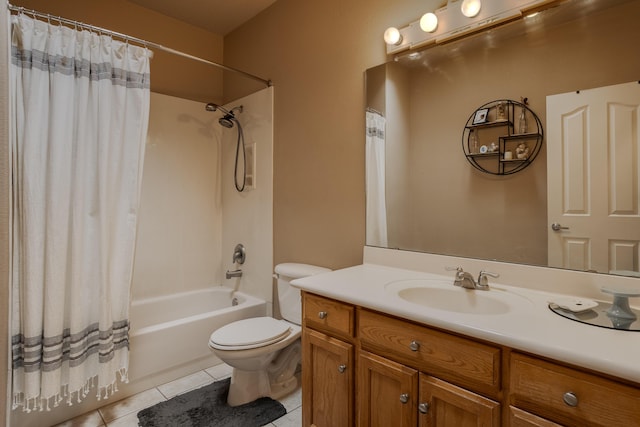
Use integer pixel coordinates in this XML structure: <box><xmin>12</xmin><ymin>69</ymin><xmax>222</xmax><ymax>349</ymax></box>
<box><xmin>386</xmin><ymin>279</ymin><xmax>528</xmax><ymax>315</ymax></box>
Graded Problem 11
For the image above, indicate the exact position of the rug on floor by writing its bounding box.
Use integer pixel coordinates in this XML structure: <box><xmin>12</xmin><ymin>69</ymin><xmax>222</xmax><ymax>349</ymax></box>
<box><xmin>137</xmin><ymin>378</ymin><xmax>287</xmax><ymax>427</ymax></box>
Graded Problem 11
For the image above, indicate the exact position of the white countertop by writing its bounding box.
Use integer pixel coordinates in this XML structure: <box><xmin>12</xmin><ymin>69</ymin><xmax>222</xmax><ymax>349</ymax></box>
<box><xmin>292</xmin><ymin>263</ymin><xmax>640</xmax><ymax>384</ymax></box>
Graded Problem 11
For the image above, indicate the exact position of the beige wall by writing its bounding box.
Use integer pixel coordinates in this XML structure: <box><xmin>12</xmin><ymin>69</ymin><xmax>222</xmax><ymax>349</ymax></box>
<box><xmin>224</xmin><ymin>0</ymin><xmax>436</xmax><ymax>270</ymax></box>
<box><xmin>11</xmin><ymin>0</ymin><xmax>225</xmax><ymax>103</ymax></box>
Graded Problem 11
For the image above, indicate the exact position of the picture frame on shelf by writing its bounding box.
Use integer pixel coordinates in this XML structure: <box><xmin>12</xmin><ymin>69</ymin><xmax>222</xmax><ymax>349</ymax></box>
<box><xmin>472</xmin><ymin>108</ymin><xmax>489</xmax><ymax>124</ymax></box>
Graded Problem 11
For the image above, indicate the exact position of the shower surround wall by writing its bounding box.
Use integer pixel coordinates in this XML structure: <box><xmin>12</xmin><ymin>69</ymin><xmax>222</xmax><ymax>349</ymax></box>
<box><xmin>11</xmin><ymin>89</ymin><xmax>274</xmax><ymax>427</ymax></box>
<box><xmin>133</xmin><ymin>92</ymin><xmax>223</xmax><ymax>300</ymax></box>
<box><xmin>221</xmin><ymin>87</ymin><xmax>275</xmax><ymax>313</ymax></box>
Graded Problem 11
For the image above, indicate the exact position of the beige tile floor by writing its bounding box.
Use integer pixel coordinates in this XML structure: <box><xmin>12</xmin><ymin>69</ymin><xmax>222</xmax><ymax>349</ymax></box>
<box><xmin>54</xmin><ymin>363</ymin><xmax>302</xmax><ymax>427</ymax></box>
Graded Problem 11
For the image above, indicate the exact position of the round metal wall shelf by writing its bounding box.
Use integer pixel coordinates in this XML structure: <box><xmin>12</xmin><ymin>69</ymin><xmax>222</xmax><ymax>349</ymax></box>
<box><xmin>462</xmin><ymin>99</ymin><xmax>543</xmax><ymax>175</ymax></box>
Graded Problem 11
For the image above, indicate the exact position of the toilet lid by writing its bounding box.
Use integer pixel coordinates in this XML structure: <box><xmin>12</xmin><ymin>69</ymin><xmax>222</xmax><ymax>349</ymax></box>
<box><xmin>209</xmin><ymin>317</ymin><xmax>292</xmax><ymax>350</ymax></box>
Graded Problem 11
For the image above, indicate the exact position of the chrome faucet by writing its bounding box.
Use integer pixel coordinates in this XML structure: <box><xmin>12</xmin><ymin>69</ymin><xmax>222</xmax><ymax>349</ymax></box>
<box><xmin>446</xmin><ymin>267</ymin><xmax>499</xmax><ymax>290</ymax></box>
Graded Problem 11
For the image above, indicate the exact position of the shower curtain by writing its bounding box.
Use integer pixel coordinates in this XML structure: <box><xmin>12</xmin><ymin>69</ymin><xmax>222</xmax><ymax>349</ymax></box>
<box><xmin>365</xmin><ymin>110</ymin><xmax>388</xmax><ymax>247</ymax></box>
<box><xmin>10</xmin><ymin>14</ymin><xmax>151</xmax><ymax>411</ymax></box>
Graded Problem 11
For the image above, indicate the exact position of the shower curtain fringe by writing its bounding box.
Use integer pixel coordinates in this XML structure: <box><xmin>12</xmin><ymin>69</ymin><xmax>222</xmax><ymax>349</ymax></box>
<box><xmin>7</xmin><ymin>2</ymin><xmax>273</xmax><ymax>87</ymax></box>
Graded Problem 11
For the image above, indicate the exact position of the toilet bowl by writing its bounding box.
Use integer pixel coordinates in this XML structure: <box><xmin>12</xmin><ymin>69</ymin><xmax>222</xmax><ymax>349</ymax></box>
<box><xmin>208</xmin><ymin>263</ymin><xmax>330</xmax><ymax>406</ymax></box>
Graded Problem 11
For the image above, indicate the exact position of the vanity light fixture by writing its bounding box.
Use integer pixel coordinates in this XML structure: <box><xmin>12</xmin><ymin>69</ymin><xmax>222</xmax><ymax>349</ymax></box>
<box><xmin>383</xmin><ymin>0</ymin><xmax>562</xmax><ymax>55</ymax></box>
<box><xmin>461</xmin><ymin>0</ymin><xmax>482</xmax><ymax>18</ymax></box>
<box><xmin>383</xmin><ymin>27</ymin><xmax>403</xmax><ymax>45</ymax></box>
<box><xmin>419</xmin><ymin>12</ymin><xmax>438</xmax><ymax>33</ymax></box>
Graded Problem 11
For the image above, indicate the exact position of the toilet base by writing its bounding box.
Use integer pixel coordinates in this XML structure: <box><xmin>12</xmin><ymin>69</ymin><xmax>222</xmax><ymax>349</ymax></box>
<box><xmin>225</xmin><ymin>341</ymin><xmax>301</xmax><ymax>406</ymax></box>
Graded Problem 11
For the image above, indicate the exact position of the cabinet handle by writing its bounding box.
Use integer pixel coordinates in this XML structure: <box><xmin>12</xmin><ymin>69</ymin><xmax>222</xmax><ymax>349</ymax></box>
<box><xmin>563</xmin><ymin>392</ymin><xmax>578</xmax><ymax>407</ymax></box>
<box><xmin>399</xmin><ymin>393</ymin><xmax>409</xmax><ymax>404</ymax></box>
<box><xmin>409</xmin><ymin>340</ymin><xmax>420</xmax><ymax>351</ymax></box>
<box><xmin>418</xmin><ymin>402</ymin><xmax>430</xmax><ymax>414</ymax></box>
<box><xmin>338</xmin><ymin>364</ymin><xmax>346</xmax><ymax>373</ymax></box>
<box><xmin>318</xmin><ymin>311</ymin><xmax>327</xmax><ymax>319</ymax></box>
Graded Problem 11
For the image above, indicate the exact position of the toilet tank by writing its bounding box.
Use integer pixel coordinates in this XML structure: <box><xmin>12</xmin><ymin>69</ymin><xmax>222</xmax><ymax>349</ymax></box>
<box><xmin>275</xmin><ymin>263</ymin><xmax>331</xmax><ymax>325</ymax></box>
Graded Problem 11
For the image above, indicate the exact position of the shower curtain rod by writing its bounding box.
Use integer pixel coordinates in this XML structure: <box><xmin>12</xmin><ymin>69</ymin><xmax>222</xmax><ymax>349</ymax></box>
<box><xmin>7</xmin><ymin>3</ymin><xmax>273</xmax><ymax>87</ymax></box>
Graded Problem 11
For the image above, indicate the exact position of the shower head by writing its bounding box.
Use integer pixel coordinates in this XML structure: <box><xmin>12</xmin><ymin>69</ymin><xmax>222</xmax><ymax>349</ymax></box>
<box><xmin>219</xmin><ymin>115</ymin><xmax>235</xmax><ymax>129</ymax></box>
<box><xmin>205</xmin><ymin>103</ymin><xmax>244</xmax><ymax>129</ymax></box>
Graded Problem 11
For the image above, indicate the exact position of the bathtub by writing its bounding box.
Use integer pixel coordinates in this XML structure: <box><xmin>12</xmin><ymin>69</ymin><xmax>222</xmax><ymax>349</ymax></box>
<box><xmin>128</xmin><ymin>287</ymin><xmax>266</xmax><ymax>381</ymax></box>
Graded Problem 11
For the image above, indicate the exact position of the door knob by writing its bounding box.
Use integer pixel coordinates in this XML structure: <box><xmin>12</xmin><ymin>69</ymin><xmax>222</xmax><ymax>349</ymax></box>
<box><xmin>551</xmin><ymin>223</ymin><xmax>569</xmax><ymax>231</ymax></box>
<box><xmin>418</xmin><ymin>402</ymin><xmax>430</xmax><ymax>414</ymax></box>
<box><xmin>338</xmin><ymin>364</ymin><xmax>347</xmax><ymax>373</ymax></box>
<box><xmin>399</xmin><ymin>393</ymin><xmax>409</xmax><ymax>404</ymax></box>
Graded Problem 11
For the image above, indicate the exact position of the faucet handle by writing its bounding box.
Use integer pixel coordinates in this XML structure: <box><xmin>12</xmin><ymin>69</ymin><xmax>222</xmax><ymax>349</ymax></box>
<box><xmin>446</xmin><ymin>266</ymin><xmax>465</xmax><ymax>285</ymax></box>
<box><xmin>477</xmin><ymin>270</ymin><xmax>499</xmax><ymax>287</ymax></box>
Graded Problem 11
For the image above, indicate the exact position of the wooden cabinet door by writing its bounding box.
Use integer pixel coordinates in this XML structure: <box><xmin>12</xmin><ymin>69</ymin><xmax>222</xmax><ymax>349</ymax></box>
<box><xmin>419</xmin><ymin>374</ymin><xmax>500</xmax><ymax>427</ymax></box>
<box><xmin>302</xmin><ymin>329</ymin><xmax>354</xmax><ymax>427</ymax></box>
<box><xmin>358</xmin><ymin>350</ymin><xmax>419</xmax><ymax>427</ymax></box>
<box><xmin>508</xmin><ymin>406</ymin><xmax>563</xmax><ymax>427</ymax></box>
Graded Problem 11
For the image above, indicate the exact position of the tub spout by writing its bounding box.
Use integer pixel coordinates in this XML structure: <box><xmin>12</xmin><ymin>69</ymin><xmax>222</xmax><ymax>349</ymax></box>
<box><xmin>226</xmin><ymin>269</ymin><xmax>243</xmax><ymax>279</ymax></box>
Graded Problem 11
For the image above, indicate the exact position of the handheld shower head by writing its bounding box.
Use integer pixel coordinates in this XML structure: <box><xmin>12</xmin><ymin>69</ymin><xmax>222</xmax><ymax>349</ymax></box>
<box><xmin>205</xmin><ymin>102</ymin><xmax>220</xmax><ymax>112</ymax></box>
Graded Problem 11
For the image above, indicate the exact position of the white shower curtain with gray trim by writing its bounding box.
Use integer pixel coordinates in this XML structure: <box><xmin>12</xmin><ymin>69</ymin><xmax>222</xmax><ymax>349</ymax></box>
<box><xmin>10</xmin><ymin>14</ymin><xmax>151</xmax><ymax>411</ymax></box>
<box><xmin>365</xmin><ymin>110</ymin><xmax>388</xmax><ymax>247</ymax></box>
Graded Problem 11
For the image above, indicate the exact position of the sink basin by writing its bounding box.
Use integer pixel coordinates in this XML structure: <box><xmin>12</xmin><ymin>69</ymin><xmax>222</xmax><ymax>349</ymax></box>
<box><xmin>385</xmin><ymin>279</ymin><xmax>528</xmax><ymax>315</ymax></box>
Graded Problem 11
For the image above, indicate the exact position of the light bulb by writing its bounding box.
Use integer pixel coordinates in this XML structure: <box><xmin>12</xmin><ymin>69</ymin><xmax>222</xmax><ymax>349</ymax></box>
<box><xmin>419</xmin><ymin>12</ymin><xmax>438</xmax><ymax>33</ymax></box>
<box><xmin>461</xmin><ymin>0</ymin><xmax>482</xmax><ymax>18</ymax></box>
<box><xmin>383</xmin><ymin>27</ymin><xmax>402</xmax><ymax>45</ymax></box>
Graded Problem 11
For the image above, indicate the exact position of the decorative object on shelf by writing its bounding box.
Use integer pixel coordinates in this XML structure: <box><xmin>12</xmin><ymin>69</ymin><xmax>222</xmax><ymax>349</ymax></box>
<box><xmin>462</xmin><ymin>99</ymin><xmax>543</xmax><ymax>175</ymax></box>
<box><xmin>516</xmin><ymin>142</ymin><xmax>529</xmax><ymax>159</ymax></box>
<box><xmin>518</xmin><ymin>97</ymin><xmax>528</xmax><ymax>134</ymax></box>
<box><xmin>469</xmin><ymin>129</ymin><xmax>479</xmax><ymax>153</ymax></box>
<box><xmin>496</xmin><ymin>101</ymin><xmax>506</xmax><ymax>121</ymax></box>
<box><xmin>473</xmin><ymin>108</ymin><xmax>489</xmax><ymax>124</ymax></box>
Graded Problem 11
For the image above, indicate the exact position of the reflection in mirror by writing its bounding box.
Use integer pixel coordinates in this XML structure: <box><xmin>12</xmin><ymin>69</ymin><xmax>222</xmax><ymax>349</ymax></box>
<box><xmin>365</xmin><ymin>0</ymin><xmax>640</xmax><ymax>277</ymax></box>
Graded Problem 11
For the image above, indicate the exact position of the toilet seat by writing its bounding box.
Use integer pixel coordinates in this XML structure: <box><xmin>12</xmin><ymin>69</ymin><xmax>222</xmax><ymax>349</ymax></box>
<box><xmin>209</xmin><ymin>317</ymin><xmax>292</xmax><ymax>351</ymax></box>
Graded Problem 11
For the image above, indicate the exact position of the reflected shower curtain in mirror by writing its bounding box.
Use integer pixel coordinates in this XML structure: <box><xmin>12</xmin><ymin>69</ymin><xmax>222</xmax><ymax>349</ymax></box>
<box><xmin>10</xmin><ymin>14</ymin><xmax>151</xmax><ymax>411</ymax></box>
<box><xmin>365</xmin><ymin>110</ymin><xmax>388</xmax><ymax>246</ymax></box>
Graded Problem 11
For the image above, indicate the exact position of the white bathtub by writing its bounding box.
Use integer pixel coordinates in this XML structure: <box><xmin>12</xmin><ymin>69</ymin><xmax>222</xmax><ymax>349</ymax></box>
<box><xmin>128</xmin><ymin>287</ymin><xmax>266</xmax><ymax>381</ymax></box>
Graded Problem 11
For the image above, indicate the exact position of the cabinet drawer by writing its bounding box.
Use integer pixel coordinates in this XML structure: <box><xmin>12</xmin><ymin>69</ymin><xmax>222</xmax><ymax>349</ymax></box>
<box><xmin>358</xmin><ymin>309</ymin><xmax>500</xmax><ymax>395</ymax></box>
<box><xmin>303</xmin><ymin>293</ymin><xmax>355</xmax><ymax>338</ymax></box>
<box><xmin>510</xmin><ymin>352</ymin><xmax>640</xmax><ymax>426</ymax></box>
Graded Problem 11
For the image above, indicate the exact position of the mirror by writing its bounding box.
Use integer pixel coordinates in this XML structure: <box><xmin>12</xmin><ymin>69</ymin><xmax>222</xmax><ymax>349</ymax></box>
<box><xmin>365</xmin><ymin>0</ymin><xmax>640</xmax><ymax>276</ymax></box>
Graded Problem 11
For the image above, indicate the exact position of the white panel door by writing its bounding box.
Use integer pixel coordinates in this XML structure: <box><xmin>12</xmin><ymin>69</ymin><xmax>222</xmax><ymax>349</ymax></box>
<box><xmin>547</xmin><ymin>82</ymin><xmax>640</xmax><ymax>274</ymax></box>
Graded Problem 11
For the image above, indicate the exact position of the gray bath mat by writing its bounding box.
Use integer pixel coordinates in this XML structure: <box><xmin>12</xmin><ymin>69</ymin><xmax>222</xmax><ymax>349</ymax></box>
<box><xmin>137</xmin><ymin>378</ymin><xmax>286</xmax><ymax>427</ymax></box>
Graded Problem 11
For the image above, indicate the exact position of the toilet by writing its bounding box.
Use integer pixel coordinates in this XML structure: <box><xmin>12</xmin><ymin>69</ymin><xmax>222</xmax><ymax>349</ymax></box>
<box><xmin>208</xmin><ymin>263</ymin><xmax>330</xmax><ymax>406</ymax></box>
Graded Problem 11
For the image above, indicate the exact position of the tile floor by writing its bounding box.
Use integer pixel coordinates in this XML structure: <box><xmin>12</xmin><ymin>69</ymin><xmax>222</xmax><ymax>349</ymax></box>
<box><xmin>54</xmin><ymin>363</ymin><xmax>302</xmax><ymax>427</ymax></box>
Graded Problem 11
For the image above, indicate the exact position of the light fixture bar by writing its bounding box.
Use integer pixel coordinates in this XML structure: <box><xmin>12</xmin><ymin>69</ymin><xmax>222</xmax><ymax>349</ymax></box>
<box><xmin>385</xmin><ymin>0</ymin><xmax>564</xmax><ymax>54</ymax></box>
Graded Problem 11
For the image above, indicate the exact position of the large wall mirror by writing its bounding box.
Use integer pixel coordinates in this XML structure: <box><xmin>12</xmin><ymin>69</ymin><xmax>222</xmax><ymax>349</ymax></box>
<box><xmin>365</xmin><ymin>0</ymin><xmax>640</xmax><ymax>277</ymax></box>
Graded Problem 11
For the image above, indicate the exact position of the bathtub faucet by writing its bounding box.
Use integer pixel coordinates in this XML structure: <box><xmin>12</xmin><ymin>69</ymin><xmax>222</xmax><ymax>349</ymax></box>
<box><xmin>226</xmin><ymin>269</ymin><xmax>243</xmax><ymax>279</ymax></box>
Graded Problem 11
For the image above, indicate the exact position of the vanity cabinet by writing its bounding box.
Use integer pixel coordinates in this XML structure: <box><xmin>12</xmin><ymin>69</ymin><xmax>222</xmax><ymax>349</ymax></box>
<box><xmin>301</xmin><ymin>292</ymin><xmax>640</xmax><ymax>426</ymax></box>
<box><xmin>358</xmin><ymin>350</ymin><xmax>418</xmax><ymax>426</ymax></box>
<box><xmin>358</xmin><ymin>309</ymin><xmax>501</xmax><ymax>426</ymax></box>
<box><xmin>358</xmin><ymin>349</ymin><xmax>500</xmax><ymax>427</ymax></box>
<box><xmin>302</xmin><ymin>293</ymin><xmax>355</xmax><ymax>427</ymax></box>
<box><xmin>509</xmin><ymin>352</ymin><xmax>640</xmax><ymax>426</ymax></box>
